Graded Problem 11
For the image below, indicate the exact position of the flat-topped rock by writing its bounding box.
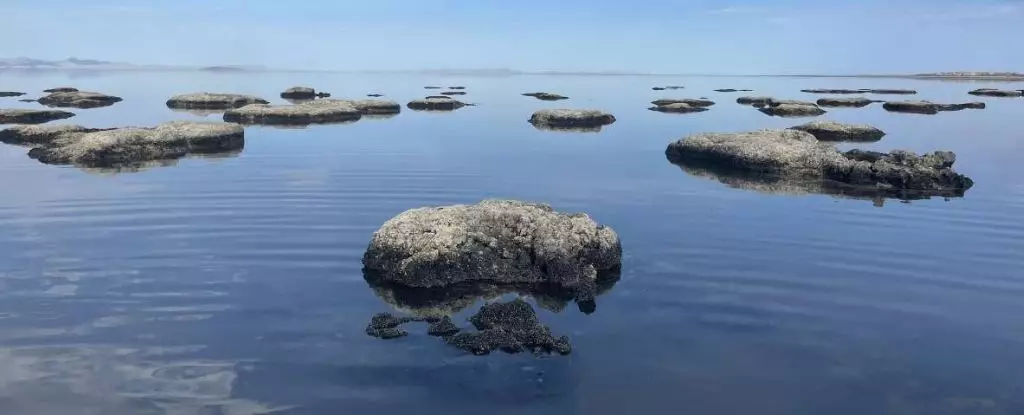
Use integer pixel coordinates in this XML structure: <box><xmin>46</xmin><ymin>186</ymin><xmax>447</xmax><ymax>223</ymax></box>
<box><xmin>714</xmin><ymin>88</ymin><xmax>753</xmax><ymax>93</ymax></box>
<box><xmin>968</xmin><ymin>88</ymin><xmax>1023</xmax><ymax>97</ymax></box>
<box><xmin>883</xmin><ymin>100</ymin><xmax>985</xmax><ymax>114</ymax></box>
<box><xmin>407</xmin><ymin>97</ymin><xmax>467</xmax><ymax>111</ymax></box>
<box><xmin>801</xmin><ymin>88</ymin><xmax>868</xmax><ymax>94</ymax></box>
<box><xmin>0</xmin><ymin>109</ymin><xmax>75</xmax><ymax>125</ymax></box>
<box><xmin>652</xmin><ymin>87</ymin><xmax>666</xmax><ymax>91</ymax></box>
<box><xmin>523</xmin><ymin>92</ymin><xmax>569</xmax><ymax>101</ymax></box>
<box><xmin>789</xmin><ymin>120</ymin><xmax>885</xmax><ymax>142</ymax></box>
<box><xmin>424</xmin><ymin>86</ymin><xmax>442</xmax><ymax>89</ymax></box>
<box><xmin>362</xmin><ymin>199</ymin><xmax>622</xmax><ymax>302</ymax></box>
<box><xmin>665</xmin><ymin>129</ymin><xmax>973</xmax><ymax>196</ymax></box>
<box><xmin>317</xmin><ymin>99</ymin><xmax>401</xmax><ymax>115</ymax></box>
<box><xmin>664</xmin><ymin>86</ymin><xmax>686</xmax><ymax>90</ymax></box>
<box><xmin>759</xmin><ymin>102</ymin><xmax>827</xmax><ymax>117</ymax></box>
<box><xmin>223</xmin><ymin>101</ymin><xmax>362</xmax><ymax>125</ymax></box>
<box><xmin>0</xmin><ymin>124</ymin><xmax>108</xmax><ymax>146</ymax></box>
<box><xmin>0</xmin><ymin>92</ymin><xmax>26</xmax><ymax>98</ymax></box>
<box><xmin>816</xmin><ymin>97</ymin><xmax>875</xmax><ymax>107</ymax></box>
<box><xmin>649</xmin><ymin>103</ymin><xmax>709</xmax><ymax>114</ymax></box>
<box><xmin>651</xmin><ymin>98</ymin><xmax>715</xmax><ymax>107</ymax></box>
<box><xmin>529</xmin><ymin>109</ymin><xmax>616</xmax><ymax>129</ymax></box>
<box><xmin>27</xmin><ymin>121</ymin><xmax>244</xmax><ymax>168</ymax></box>
<box><xmin>866</xmin><ymin>89</ymin><xmax>917</xmax><ymax>95</ymax></box>
<box><xmin>367</xmin><ymin>93</ymin><xmax>384</xmax><ymax>97</ymax></box>
<box><xmin>440</xmin><ymin>91</ymin><xmax>466</xmax><ymax>96</ymax></box>
<box><xmin>43</xmin><ymin>87</ymin><xmax>78</xmax><ymax>93</ymax></box>
<box><xmin>737</xmin><ymin>96</ymin><xmax>774</xmax><ymax>106</ymax></box>
<box><xmin>166</xmin><ymin>93</ymin><xmax>269</xmax><ymax>110</ymax></box>
<box><xmin>280</xmin><ymin>86</ymin><xmax>329</xmax><ymax>99</ymax></box>
<box><xmin>37</xmin><ymin>91</ymin><xmax>122</xmax><ymax>109</ymax></box>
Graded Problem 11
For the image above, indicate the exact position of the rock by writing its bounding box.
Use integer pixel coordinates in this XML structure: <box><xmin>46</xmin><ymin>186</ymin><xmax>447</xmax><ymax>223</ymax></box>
<box><xmin>649</xmin><ymin>103</ymin><xmax>710</xmax><ymax>114</ymax></box>
<box><xmin>446</xmin><ymin>299</ymin><xmax>572</xmax><ymax>355</ymax></box>
<box><xmin>0</xmin><ymin>109</ymin><xmax>76</xmax><ymax>125</ymax></box>
<box><xmin>365</xmin><ymin>312</ymin><xmax>414</xmax><ymax>339</ymax></box>
<box><xmin>714</xmin><ymin>88</ymin><xmax>753</xmax><ymax>92</ymax></box>
<box><xmin>424</xmin><ymin>86</ymin><xmax>442</xmax><ymax>89</ymax></box>
<box><xmin>440</xmin><ymin>91</ymin><xmax>466</xmax><ymax>96</ymax></box>
<box><xmin>37</xmin><ymin>91</ymin><xmax>123</xmax><ymax>109</ymax></box>
<box><xmin>801</xmin><ymin>88</ymin><xmax>868</xmax><ymax>94</ymax></box>
<box><xmin>316</xmin><ymin>99</ymin><xmax>401</xmax><ymax>115</ymax></box>
<box><xmin>26</xmin><ymin>121</ymin><xmax>244</xmax><ymax>168</ymax></box>
<box><xmin>758</xmin><ymin>102</ymin><xmax>826</xmax><ymax>117</ymax></box>
<box><xmin>407</xmin><ymin>97</ymin><xmax>467</xmax><ymax>111</ymax></box>
<box><xmin>529</xmin><ymin>109</ymin><xmax>616</xmax><ymax>129</ymax></box>
<box><xmin>362</xmin><ymin>199</ymin><xmax>622</xmax><ymax>302</ymax></box>
<box><xmin>523</xmin><ymin>92</ymin><xmax>569</xmax><ymax>101</ymax></box>
<box><xmin>426</xmin><ymin>316</ymin><xmax>460</xmax><ymax>337</ymax></box>
<box><xmin>0</xmin><ymin>124</ymin><xmax>109</xmax><ymax>146</ymax></box>
<box><xmin>736</xmin><ymin>96</ymin><xmax>774</xmax><ymax>106</ymax></box>
<box><xmin>367</xmin><ymin>93</ymin><xmax>384</xmax><ymax>97</ymax></box>
<box><xmin>43</xmin><ymin>87</ymin><xmax>78</xmax><ymax>93</ymax></box>
<box><xmin>665</xmin><ymin>129</ymin><xmax>973</xmax><ymax>197</ymax></box>
<box><xmin>789</xmin><ymin>120</ymin><xmax>886</xmax><ymax>142</ymax></box>
<box><xmin>652</xmin><ymin>87</ymin><xmax>666</xmax><ymax>90</ymax></box>
<box><xmin>968</xmin><ymin>88</ymin><xmax>1023</xmax><ymax>97</ymax></box>
<box><xmin>166</xmin><ymin>93</ymin><xmax>270</xmax><ymax>110</ymax></box>
<box><xmin>17</xmin><ymin>99</ymin><xmax>36</xmax><ymax>103</ymax></box>
<box><xmin>223</xmin><ymin>101</ymin><xmax>362</xmax><ymax>125</ymax></box>
<box><xmin>0</xmin><ymin>91</ymin><xmax>26</xmax><ymax>97</ymax></box>
<box><xmin>280</xmin><ymin>86</ymin><xmax>317</xmax><ymax>99</ymax></box>
<box><xmin>664</xmin><ymin>85</ymin><xmax>686</xmax><ymax>90</ymax></box>
<box><xmin>866</xmin><ymin>89</ymin><xmax>917</xmax><ymax>95</ymax></box>
<box><xmin>816</xmin><ymin>97</ymin><xmax>875</xmax><ymax>108</ymax></box>
<box><xmin>448</xmin><ymin>86</ymin><xmax>466</xmax><ymax>90</ymax></box>
<box><xmin>651</xmin><ymin>98</ymin><xmax>715</xmax><ymax>107</ymax></box>
<box><xmin>883</xmin><ymin>100</ymin><xmax>985</xmax><ymax>114</ymax></box>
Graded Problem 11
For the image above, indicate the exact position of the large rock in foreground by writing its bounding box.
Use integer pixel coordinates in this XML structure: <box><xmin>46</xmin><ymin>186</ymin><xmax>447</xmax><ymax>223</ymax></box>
<box><xmin>27</xmin><ymin>121</ymin><xmax>244</xmax><ymax>168</ymax></box>
<box><xmin>968</xmin><ymin>88</ymin><xmax>1023</xmax><ymax>97</ymax></box>
<box><xmin>883</xmin><ymin>100</ymin><xmax>985</xmax><ymax>114</ymax></box>
<box><xmin>816</xmin><ymin>97</ymin><xmax>875</xmax><ymax>107</ymax></box>
<box><xmin>789</xmin><ymin>120</ymin><xmax>885</xmax><ymax>142</ymax></box>
<box><xmin>0</xmin><ymin>109</ymin><xmax>75</xmax><ymax>124</ymax></box>
<box><xmin>407</xmin><ymin>97</ymin><xmax>467</xmax><ymax>111</ymax></box>
<box><xmin>651</xmin><ymin>98</ymin><xmax>715</xmax><ymax>107</ymax></box>
<box><xmin>362</xmin><ymin>200</ymin><xmax>622</xmax><ymax>301</ymax></box>
<box><xmin>223</xmin><ymin>101</ymin><xmax>362</xmax><ymax>125</ymax></box>
<box><xmin>665</xmin><ymin>129</ymin><xmax>973</xmax><ymax>197</ymax></box>
<box><xmin>37</xmin><ymin>91</ymin><xmax>123</xmax><ymax>109</ymax></box>
<box><xmin>529</xmin><ymin>109</ymin><xmax>616</xmax><ymax>129</ymax></box>
<box><xmin>166</xmin><ymin>93</ymin><xmax>269</xmax><ymax>110</ymax></box>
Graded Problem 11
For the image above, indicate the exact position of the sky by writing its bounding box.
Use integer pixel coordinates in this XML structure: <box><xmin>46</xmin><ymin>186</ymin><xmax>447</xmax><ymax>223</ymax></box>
<box><xmin>3</xmin><ymin>0</ymin><xmax>1022</xmax><ymax>74</ymax></box>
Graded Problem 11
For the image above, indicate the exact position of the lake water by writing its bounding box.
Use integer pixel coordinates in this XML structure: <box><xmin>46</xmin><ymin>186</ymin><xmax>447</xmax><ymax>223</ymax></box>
<box><xmin>1</xmin><ymin>71</ymin><xmax>1023</xmax><ymax>414</ymax></box>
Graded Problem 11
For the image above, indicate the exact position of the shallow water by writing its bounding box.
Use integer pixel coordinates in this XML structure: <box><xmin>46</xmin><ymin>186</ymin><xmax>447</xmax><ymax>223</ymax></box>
<box><xmin>1</xmin><ymin>71</ymin><xmax>1023</xmax><ymax>414</ymax></box>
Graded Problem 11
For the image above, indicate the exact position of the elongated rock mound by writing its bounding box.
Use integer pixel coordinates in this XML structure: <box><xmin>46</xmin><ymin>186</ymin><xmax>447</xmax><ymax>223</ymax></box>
<box><xmin>0</xmin><ymin>109</ymin><xmax>75</xmax><ymax>125</ymax></box>
<box><xmin>0</xmin><ymin>91</ymin><xmax>26</xmax><ymax>97</ymax></box>
<box><xmin>737</xmin><ymin>96</ymin><xmax>774</xmax><ymax>106</ymax></box>
<box><xmin>27</xmin><ymin>121</ymin><xmax>244</xmax><ymax>168</ymax></box>
<box><xmin>280</xmin><ymin>86</ymin><xmax>316</xmax><ymax>99</ymax></box>
<box><xmin>314</xmin><ymin>99</ymin><xmax>401</xmax><ymax>115</ymax></box>
<box><xmin>37</xmin><ymin>91</ymin><xmax>123</xmax><ymax>109</ymax></box>
<box><xmin>223</xmin><ymin>102</ymin><xmax>362</xmax><ymax>125</ymax></box>
<box><xmin>867</xmin><ymin>89</ymin><xmax>917</xmax><ymax>95</ymax></box>
<box><xmin>363</xmin><ymin>200</ymin><xmax>622</xmax><ymax>301</ymax></box>
<box><xmin>665</xmin><ymin>129</ymin><xmax>973</xmax><ymax>195</ymax></box>
<box><xmin>968</xmin><ymin>88</ymin><xmax>1023</xmax><ymax>97</ymax></box>
<box><xmin>651</xmin><ymin>98</ymin><xmax>715</xmax><ymax>107</ymax></box>
<box><xmin>759</xmin><ymin>103</ymin><xmax>826</xmax><ymax>117</ymax></box>
<box><xmin>529</xmin><ymin>109</ymin><xmax>616</xmax><ymax>128</ymax></box>
<box><xmin>407</xmin><ymin>97</ymin><xmax>467</xmax><ymax>111</ymax></box>
<box><xmin>523</xmin><ymin>92</ymin><xmax>569</xmax><ymax>101</ymax></box>
<box><xmin>43</xmin><ymin>87</ymin><xmax>78</xmax><ymax>93</ymax></box>
<box><xmin>649</xmin><ymin>103</ymin><xmax>709</xmax><ymax>114</ymax></box>
<box><xmin>816</xmin><ymin>97</ymin><xmax>875</xmax><ymax>107</ymax></box>
<box><xmin>789</xmin><ymin>120</ymin><xmax>885</xmax><ymax>142</ymax></box>
<box><xmin>883</xmin><ymin>100</ymin><xmax>985</xmax><ymax>114</ymax></box>
<box><xmin>166</xmin><ymin>93</ymin><xmax>270</xmax><ymax>110</ymax></box>
<box><xmin>802</xmin><ymin>88</ymin><xmax>868</xmax><ymax>94</ymax></box>
<box><xmin>440</xmin><ymin>91</ymin><xmax>467</xmax><ymax>96</ymax></box>
<box><xmin>714</xmin><ymin>88</ymin><xmax>752</xmax><ymax>93</ymax></box>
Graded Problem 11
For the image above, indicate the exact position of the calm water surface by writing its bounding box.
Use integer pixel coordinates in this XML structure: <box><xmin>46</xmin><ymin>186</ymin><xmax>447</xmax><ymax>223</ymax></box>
<box><xmin>1</xmin><ymin>72</ymin><xmax>1023</xmax><ymax>414</ymax></box>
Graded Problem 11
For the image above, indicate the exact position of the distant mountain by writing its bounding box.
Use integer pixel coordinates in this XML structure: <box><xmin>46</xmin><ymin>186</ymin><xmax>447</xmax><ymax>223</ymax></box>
<box><xmin>0</xmin><ymin>57</ymin><xmax>263</xmax><ymax>72</ymax></box>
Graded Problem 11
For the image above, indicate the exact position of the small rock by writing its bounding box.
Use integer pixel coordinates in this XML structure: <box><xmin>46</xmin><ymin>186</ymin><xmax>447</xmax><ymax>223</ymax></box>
<box><xmin>446</xmin><ymin>299</ymin><xmax>572</xmax><ymax>355</ymax></box>
<box><xmin>801</xmin><ymin>88</ymin><xmax>868</xmax><ymax>94</ymax></box>
<box><xmin>523</xmin><ymin>92</ymin><xmax>569</xmax><ymax>101</ymax></box>
<box><xmin>816</xmin><ymin>97</ymin><xmax>874</xmax><ymax>108</ymax></box>
<box><xmin>37</xmin><ymin>91</ymin><xmax>122</xmax><ymax>109</ymax></box>
<box><xmin>17</xmin><ymin>99</ymin><xmax>36</xmax><ymax>103</ymax></box>
<box><xmin>736</xmin><ymin>96</ymin><xmax>774</xmax><ymax>106</ymax></box>
<box><xmin>448</xmin><ymin>86</ymin><xmax>466</xmax><ymax>90</ymax></box>
<box><xmin>789</xmin><ymin>120</ymin><xmax>886</xmax><ymax>142</ymax></box>
<box><xmin>652</xmin><ymin>87</ymin><xmax>666</xmax><ymax>91</ymax></box>
<box><xmin>223</xmin><ymin>101</ymin><xmax>362</xmax><ymax>125</ymax></box>
<box><xmin>714</xmin><ymin>88</ymin><xmax>753</xmax><ymax>92</ymax></box>
<box><xmin>866</xmin><ymin>89</ymin><xmax>917</xmax><ymax>95</ymax></box>
<box><xmin>440</xmin><ymin>91</ymin><xmax>466</xmax><ymax>96</ymax></box>
<box><xmin>367</xmin><ymin>93</ymin><xmax>384</xmax><ymax>97</ymax></box>
<box><xmin>0</xmin><ymin>91</ymin><xmax>26</xmax><ymax>98</ymax></box>
<box><xmin>651</xmin><ymin>98</ymin><xmax>715</xmax><ymax>107</ymax></box>
<box><xmin>43</xmin><ymin>87</ymin><xmax>78</xmax><ymax>93</ymax></box>
<box><xmin>407</xmin><ymin>97</ymin><xmax>467</xmax><ymax>111</ymax></box>
<box><xmin>0</xmin><ymin>109</ymin><xmax>75</xmax><ymax>125</ymax></box>
<box><xmin>280</xmin><ymin>86</ymin><xmax>318</xmax><ymax>99</ymax></box>
<box><xmin>427</xmin><ymin>316</ymin><xmax>460</xmax><ymax>337</ymax></box>
<box><xmin>649</xmin><ymin>103</ymin><xmax>709</xmax><ymax>114</ymax></box>
<box><xmin>529</xmin><ymin>109</ymin><xmax>616</xmax><ymax>129</ymax></box>
<box><xmin>883</xmin><ymin>100</ymin><xmax>985</xmax><ymax>115</ymax></box>
<box><xmin>166</xmin><ymin>93</ymin><xmax>270</xmax><ymax>110</ymax></box>
<box><xmin>759</xmin><ymin>102</ymin><xmax>826</xmax><ymax>117</ymax></box>
<box><xmin>968</xmin><ymin>88</ymin><xmax>1023</xmax><ymax>97</ymax></box>
<box><xmin>424</xmin><ymin>86</ymin><xmax>442</xmax><ymax>89</ymax></box>
<box><xmin>664</xmin><ymin>86</ymin><xmax>686</xmax><ymax>90</ymax></box>
<box><xmin>365</xmin><ymin>313</ymin><xmax>413</xmax><ymax>339</ymax></box>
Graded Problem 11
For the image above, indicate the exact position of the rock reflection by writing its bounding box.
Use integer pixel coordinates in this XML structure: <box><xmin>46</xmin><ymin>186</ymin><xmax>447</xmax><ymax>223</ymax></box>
<box><xmin>529</xmin><ymin>124</ymin><xmax>605</xmax><ymax>133</ymax></box>
<box><xmin>168</xmin><ymin>108</ymin><xmax>226</xmax><ymax>117</ymax></box>
<box><xmin>76</xmin><ymin>148</ymin><xmax>245</xmax><ymax>175</ymax></box>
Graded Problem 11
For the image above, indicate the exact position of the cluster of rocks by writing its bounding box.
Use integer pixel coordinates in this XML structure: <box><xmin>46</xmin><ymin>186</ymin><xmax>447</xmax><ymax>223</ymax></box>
<box><xmin>0</xmin><ymin>121</ymin><xmax>244</xmax><ymax>169</ymax></box>
<box><xmin>529</xmin><ymin>109</ymin><xmax>616</xmax><ymax>131</ymax></box>
<box><xmin>0</xmin><ymin>108</ymin><xmax>75</xmax><ymax>124</ymax></box>
<box><xmin>366</xmin><ymin>299</ymin><xmax>572</xmax><ymax>356</ymax></box>
<box><xmin>167</xmin><ymin>93</ymin><xmax>269</xmax><ymax>110</ymax></box>
<box><xmin>648</xmin><ymin>98</ymin><xmax>715</xmax><ymax>114</ymax></box>
<box><xmin>665</xmin><ymin>129</ymin><xmax>973</xmax><ymax>199</ymax></box>
<box><xmin>523</xmin><ymin>92</ymin><xmax>569</xmax><ymax>101</ymax></box>
<box><xmin>37</xmin><ymin>90</ymin><xmax>122</xmax><ymax>109</ymax></box>
<box><xmin>280</xmin><ymin>86</ymin><xmax>331</xmax><ymax>99</ymax></box>
<box><xmin>968</xmin><ymin>88</ymin><xmax>1023</xmax><ymax>97</ymax></box>
<box><xmin>407</xmin><ymin>96</ymin><xmax>468</xmax><ymax>111</ymax></box>
<box><xmin>883</xmin><ymin>100</ymin><xmax>985</xmax><ymax>115</ymax></box>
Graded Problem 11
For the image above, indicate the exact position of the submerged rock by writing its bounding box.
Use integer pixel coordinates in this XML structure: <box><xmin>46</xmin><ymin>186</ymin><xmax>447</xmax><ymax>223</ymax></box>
<box><xmin>801</xmin><ymin>88</ymin><xmax>868</xmax><ymax>94</ymax></box>
<box><xmin>968</xmin><ymin>88</ymin><xmax>1023</xmax><ymax>97</ymax></box>
<box><xmin>362</xmin><ymin>200</ymin><xmax>621</xmax><ymax>302</ymax></box>
<box><xmin>317</xmin><ymin>99</ymin><xmax>401</xmax><ymax>115</ymax></box>
<box><xmin>714</xmin><ymin>88</ymin><xmax>753</xmax><ymax>93</ymax></box>
<box><xmin>523</xmin><ymin>92</ymin><xmax>569</xmax><ymax>101</ymax></box>
<box><xmin>0</xmin><ymin>91</ymin><xmax>26</xmax><ymax>97</ymax></box>
<box><xmin>649</xmin><ymin>103</ymin><xmax>709</xmax><ymax>114</ymax></box>
<box><xmin>0</xmin><ymin>124</ymin><xmax>108</xmax><ymax>146</ymax></box>
<box><xmin>26</xmin><ymin>121</ymin><xmax>244</xmax><ymax>169</ymax></box>
<box><xmin>736</xmin><ymin>96</ymin><xmax>774</xmax><ymax>106</ymax></box>
<box><xmin>866</xmin><ymin>89</ymin><xmax>917</xmax><ymax>95</ymax></box>
<box><xmin>166</xmin><ymin>93</ymin><xmax>269</xmax><ymax>110</ymax></box>
<box><xmin>223</xmin><ymin>101</ymin><xmax>362</xmax><ymax>125</ymax></box>
<box><xmin>18</xmin><ymin>99</ymin><xmax>36</xmax><ymax>103</ymax></box>
<box><xmin>758</xmin><ymin>102</ymin><xmax>826</xmax><ymax>117</ymax></box>
<box><xmin>883</xmin><ymin>100</ymin><xmax>985</xmax><ymax>114</ymax></box>
<box><xmin>427</xmin><ymin>316</ymin><xmax>460</xmax><ymax>337</ymax></box>
<box><xmin>43</xmin><ymin>87</ymin><xmax>78</xmax><ymax>93</ymax></box>
<box><xmin>447</xmin><ymin>299</ymin><xmax>571</xmax><ymax>355</ymax></box>
<box><xmin>816</xmin><ymin>97</ymin><xmax>875</xmax><ymax>107</ymax></box>
<box><xmin>651</xmin><ymin>98</ymin><xmax>715</xmax><ymax>107</ymax></box>
<box><xmin>407</xmin><ymin>97</ymin><xmax>468</xmax><ymax>111</ymax></box>
<box><xmin>440</xmin><ymin>91</ymin><xmax>466</xmax><ymax>96</ymax></box>
<box><xmin>665</xmin><ymin>129</ymin><xmax>973</xmax><ymax>198</ymax></box>
<box><xmin>529</xmin><ymin>109</ymin><xmax>616</xmax><ymax>129</ymax></box>
<box><xmin>0</xmin><ymin>109</ymin><xmax>75</xmax><ymax>125</ymax></box>
<box><xmin>789</xmin><ymin>120</ymin><xmax>885</xmax><ymax>142</ymax></box>
<box><xmin>365</xmin><ymin>312</ymin><xmax>415</xmax><ymax>339</ymax></box>
<box><xmin>37</xmin><ymin>91</ymin><xmax>123</xmax><ymax>109</ymax></box>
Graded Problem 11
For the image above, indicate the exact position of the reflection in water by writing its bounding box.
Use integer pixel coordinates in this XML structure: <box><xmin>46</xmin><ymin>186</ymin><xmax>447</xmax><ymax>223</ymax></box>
<box><xmin>283</xmin><ymin>98</ymin><xmax>316</xmax><ymax>105</ymax></box>
<box><xmin>73</xmin><ymin>148</ymin><xmax>244</xmax><ymax>175</ymax></box>
<box><xmin>670</xmin><ymin>158</ymin><xmax>967</xmax><ymax>204</ymax></box>
<box><xmin>168</xmin><ymin>108</ymin><xmax>226</xmax><ymax>117</ymax></box>
<box><xmin>529</xmin><ymin>124</ymin><xmax>605</xmax><ymax>133</ymax></box>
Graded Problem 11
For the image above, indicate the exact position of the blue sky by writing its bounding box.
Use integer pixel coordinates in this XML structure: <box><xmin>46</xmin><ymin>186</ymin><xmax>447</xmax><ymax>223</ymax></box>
<box><xmin>4</xmin><ymin>0</ymin><xmax>1022</xmax><ymax>73</ymax></box>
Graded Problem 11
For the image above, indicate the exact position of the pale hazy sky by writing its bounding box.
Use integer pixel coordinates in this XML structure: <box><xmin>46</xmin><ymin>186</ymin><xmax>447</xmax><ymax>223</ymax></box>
<box><xmin>4</xmin><ymin>0</ymin><xmax>1022</xmax><ymax>74</ymax></box>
